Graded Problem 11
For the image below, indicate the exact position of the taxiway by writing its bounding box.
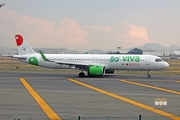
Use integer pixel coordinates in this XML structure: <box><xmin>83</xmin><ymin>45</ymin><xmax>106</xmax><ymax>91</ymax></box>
<box><xmin>0</xmin><ymin>72</ymin><xmax>180</xmax><ymax>120</ymax></box>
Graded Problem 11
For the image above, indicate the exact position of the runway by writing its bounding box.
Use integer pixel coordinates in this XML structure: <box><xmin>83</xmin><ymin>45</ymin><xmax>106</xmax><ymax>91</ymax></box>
<box><xmin>0</xmin><ymin>72</ymin><xmax>180</xmax><ymax>120</ymax></box>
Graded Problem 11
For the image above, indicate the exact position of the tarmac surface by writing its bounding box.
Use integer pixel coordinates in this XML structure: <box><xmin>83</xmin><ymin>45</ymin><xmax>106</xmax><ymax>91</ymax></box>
<box><xmin>0</xmin><ymin>72</ymin><xmax>180</xmax><ymax>120</ymax></box>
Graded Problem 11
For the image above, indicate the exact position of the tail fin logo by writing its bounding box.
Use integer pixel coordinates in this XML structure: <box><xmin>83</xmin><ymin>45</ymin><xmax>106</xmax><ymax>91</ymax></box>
<box><xmin>15</xmin><ymin>33</ymin><xmax>36</xmax><ymax>55</ymax></box>
<box><xmin>15</xmin><ymin>34</ymin><xmax>23</xmax><ymax>46</ymax></box>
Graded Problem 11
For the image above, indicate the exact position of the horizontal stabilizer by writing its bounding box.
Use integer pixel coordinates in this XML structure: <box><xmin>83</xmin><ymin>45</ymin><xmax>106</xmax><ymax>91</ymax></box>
<box><xmin>12</xmin><ymin>55</ymin><xmax>27</xmax><ymax>60</ymax></box>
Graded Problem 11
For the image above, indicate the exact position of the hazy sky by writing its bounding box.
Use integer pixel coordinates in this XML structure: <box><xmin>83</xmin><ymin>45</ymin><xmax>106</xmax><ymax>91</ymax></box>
<box><xmin>0</xmin><ymin>0</ymin><xmax>180</xmax><ymax>51</ymax></box>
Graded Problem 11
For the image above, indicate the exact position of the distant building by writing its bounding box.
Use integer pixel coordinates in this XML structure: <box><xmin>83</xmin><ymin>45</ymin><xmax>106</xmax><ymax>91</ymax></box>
<box><xmin>170</xmin><ymin>51</ymin><xmax>180</xmax><ymax>57</ymax></box>
<box><xmin>34</xmin><ymin>48</ymin><xmax>79</xmax><ymax>54</ymax></box>
<box><xmin>128</xmin><ymin>48</ymin><xmax>143</xmax><ymax>54</ymax></box>
<box><xmin>0</xmin><ymin>48</ymin><xmax>79</xmax><ymax>56</ymax></box>
<box><xmin>108</xmin><ymin>47</ymin><xmax>130</xmax><ymax>54</ymax></box>
<box><xmin>0</xmin><ymin>49</ymin><xmax>17</xmax><ymax>56</ymax></box>
<box><xmin>108</xmin><ymin>47</ymin><xmax>172</xmax><ymax>57</ymax></box>
<box><xmin>135</xmin><ymin>47</ymin><xmax>156</xmax><ymax>55</ymax></box>
<box><xmin>108</xmin><ymin>47</ymin><xmax>156</xmax><ymax>55</ymax></box>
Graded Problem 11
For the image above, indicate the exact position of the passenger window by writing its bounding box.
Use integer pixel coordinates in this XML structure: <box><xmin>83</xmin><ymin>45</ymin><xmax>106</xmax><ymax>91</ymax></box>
<box><xmin>155</xmin><ymin>58</ymin><xmax>162</xmax><ymax>62</ymax></box>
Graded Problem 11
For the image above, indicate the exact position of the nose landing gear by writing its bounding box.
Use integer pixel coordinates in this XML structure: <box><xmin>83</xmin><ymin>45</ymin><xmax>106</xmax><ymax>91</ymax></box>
<box><xmin>147</xmin><ymin>70</ymin><xmax>151</xmax><ymax>78</ymax></box>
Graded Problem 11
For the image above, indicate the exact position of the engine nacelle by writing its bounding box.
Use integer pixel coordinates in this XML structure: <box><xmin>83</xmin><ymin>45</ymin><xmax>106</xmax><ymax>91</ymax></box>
<box><xmin>105</xmin><ymin>69</ymin><xmax>116</xmax><ymax>74</ymax></box>
<box><xmin>88</xmin><ymin>66</ymin><xmax>105</xmax><ymax>76</ymax></box>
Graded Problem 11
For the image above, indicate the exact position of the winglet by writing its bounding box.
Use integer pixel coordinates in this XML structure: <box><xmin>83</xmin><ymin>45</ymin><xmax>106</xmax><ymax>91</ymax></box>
<box><xmin>39</xmin><ymin>50</ymin><xmax>48</xmax><ymax>61</ymax></box>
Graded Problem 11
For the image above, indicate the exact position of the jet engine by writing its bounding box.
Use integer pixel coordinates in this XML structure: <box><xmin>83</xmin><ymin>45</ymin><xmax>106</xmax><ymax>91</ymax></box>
<box><xmin>88</xmin><ymin>66</ymin><xmax>105</xmax><ymax>76</ymax></box>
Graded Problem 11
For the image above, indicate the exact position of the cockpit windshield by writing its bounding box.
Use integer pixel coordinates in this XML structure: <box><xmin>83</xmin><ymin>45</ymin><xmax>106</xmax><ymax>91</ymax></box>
<box><xmin>155</xmin><ymin>58</ymin><xmax>162</xmax><ymax>62</ymax></box>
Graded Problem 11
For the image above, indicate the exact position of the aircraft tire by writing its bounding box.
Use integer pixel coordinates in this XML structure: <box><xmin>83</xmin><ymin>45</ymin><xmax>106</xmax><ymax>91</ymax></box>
<box><xmin>79</xmin><ymin>72</ymin><xmax>85</xmax><ymax>77</ymax></box>
<box><xmin>147</xmin><ymin>75</ymin><xmax>151</xmax><ymax>78</ymax></box>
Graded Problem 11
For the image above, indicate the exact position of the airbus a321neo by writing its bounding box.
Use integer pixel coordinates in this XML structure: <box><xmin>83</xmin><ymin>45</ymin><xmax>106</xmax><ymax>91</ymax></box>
<box><xmin>13</xmin><ymin>34</ymin><xmax>169</xmax><ymax>78</ymax></box>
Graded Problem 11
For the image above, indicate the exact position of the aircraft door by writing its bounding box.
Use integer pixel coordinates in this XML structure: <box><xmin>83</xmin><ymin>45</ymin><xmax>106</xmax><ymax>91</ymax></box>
<box><xmin>65</xmin><ymin>57</ymin><xmax>69</xmax><ymax>62</ymax></box>
<box><xmin>40</xmin><ymin>57</ymin><xmax>44</xmax><ymax>62</ymax></box>
<box><xmin>92</xmin><ymin>57</ymin><xmax>98</xmax><ymax>62</ymax></box>
<box><xmin>146</xmin><ymin>56</ymin><xmax>151</xmax><ymax>65</ymax></box>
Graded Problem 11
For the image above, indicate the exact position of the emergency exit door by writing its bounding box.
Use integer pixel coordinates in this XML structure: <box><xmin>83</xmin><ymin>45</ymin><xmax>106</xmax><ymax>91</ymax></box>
<box><xmin>146</xmin><ymin>56</ymin><xmax>151</xmax><ymax>65</ymax></box>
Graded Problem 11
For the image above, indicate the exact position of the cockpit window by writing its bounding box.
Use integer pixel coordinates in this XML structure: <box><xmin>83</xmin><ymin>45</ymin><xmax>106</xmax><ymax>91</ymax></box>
<box><xmin>155</xmin><ymin>58</ymin><xmax>162</xmax><ymax>62</ymax></box>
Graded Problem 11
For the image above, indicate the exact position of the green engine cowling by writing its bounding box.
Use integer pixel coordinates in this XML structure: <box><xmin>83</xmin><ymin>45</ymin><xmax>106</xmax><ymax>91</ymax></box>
<box><xmin>105</xmin><ymin>69</ymin><xmax>116</xmax><ymax>74</ymax></box>
<box><xmin>88</xmin><ymin>66</ymin><xmax>105</xmax><ymax>76</ymax></box>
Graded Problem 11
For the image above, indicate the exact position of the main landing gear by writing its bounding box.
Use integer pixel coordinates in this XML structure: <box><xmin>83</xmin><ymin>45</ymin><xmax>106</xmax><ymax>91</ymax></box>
<box><xmin>79</xmin><ymin>72</ymin><xmax>85</xmax><ymax>77</ymax></box>
<box><xmin>147</xmin><ymin>70</ymin><xmax>151</xmax><ymax>78</ymax></box>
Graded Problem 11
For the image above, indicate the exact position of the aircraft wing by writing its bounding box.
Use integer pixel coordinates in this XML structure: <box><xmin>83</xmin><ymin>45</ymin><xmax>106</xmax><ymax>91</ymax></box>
<box><xmin>50</xmin><ymin>60</ymin><xmax>110</xmax><ymax>70</ymax></box>
<box><xmin>54</xmin><ymin>61</ymin><xmax>104</xmax><ymax>67</ymax></box>
<box><xmin>39</xmin><ymin>50</ymin><xmax>110</xmax><ymax>69</ymax></box>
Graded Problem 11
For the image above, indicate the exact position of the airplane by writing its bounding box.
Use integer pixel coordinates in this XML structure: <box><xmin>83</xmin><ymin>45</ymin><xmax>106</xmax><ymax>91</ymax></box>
<box><xmin>13</xmin><ymin>33</ymin><xmax>169</xmax><ymax>78</ymax></box>
<box><xmin>0</xmin><ymin>3</ymin><xmax>4</xmax><ymax>7</ymax></box>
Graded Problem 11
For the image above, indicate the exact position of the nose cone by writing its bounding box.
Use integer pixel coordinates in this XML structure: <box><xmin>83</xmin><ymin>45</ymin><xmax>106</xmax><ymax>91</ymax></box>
<box><xmin>164</xmin><ymin>62</ymin><xmax>169</xmax><ymax>68</ymax></box>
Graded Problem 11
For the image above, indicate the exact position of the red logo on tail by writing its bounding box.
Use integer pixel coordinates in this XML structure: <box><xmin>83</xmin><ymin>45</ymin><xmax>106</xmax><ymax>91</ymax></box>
<box><xmin>15</xmin><ymin>34</ymin><xmax>23</xmax><ymax>46</ymax></box>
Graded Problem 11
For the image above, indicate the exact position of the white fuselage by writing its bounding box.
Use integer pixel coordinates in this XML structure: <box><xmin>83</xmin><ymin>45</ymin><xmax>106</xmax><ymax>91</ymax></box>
<box><xmin>18</xmin><ymin>53</ymin><xmax>169</xmax><ymax>71</ymax></box>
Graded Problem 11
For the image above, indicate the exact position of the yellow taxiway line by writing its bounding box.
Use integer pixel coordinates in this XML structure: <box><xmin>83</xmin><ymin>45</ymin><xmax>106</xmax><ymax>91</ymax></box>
<box><xmin>128</xmin><ymin>80</ymin><xmax>174</xmax><ymax>82</ymax></box>
<box><xmin>175</xmin><ymin>80</ymin><xmax>180</xmax><ymax>83</ymax></box>
<box><xmin>67</xmin><ymin>78</ymin><xmax>180</xmax><ymax>120</ymax></box>
<box><xmin>119</xmin><ymin>80</ymin><xmax>180</xmax><ymax>95</ymax></box>
<box><xmin>19</xmin><ymin>78</ymin><xmax>61</xmax><ymax>120</ymax></box>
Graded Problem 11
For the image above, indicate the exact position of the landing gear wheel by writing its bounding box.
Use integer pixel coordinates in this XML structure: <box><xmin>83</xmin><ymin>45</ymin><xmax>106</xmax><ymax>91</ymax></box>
<box><xmin>79</xmin><ymin>72</ymin><xmax>85</xmax><ymax>77</ymax></box>
<box><xmin>147</xmin><ymin>74</ymin><xmax>151</xmax><ymax>78</ymax></box>
<box><xmin>147</xmin><ymin>70</ymin><xmax>151</xmax><ymax>78</ymax></box>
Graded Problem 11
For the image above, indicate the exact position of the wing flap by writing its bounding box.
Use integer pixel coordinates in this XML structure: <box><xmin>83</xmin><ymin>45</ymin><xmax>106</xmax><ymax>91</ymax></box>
<box><xmin>55</xmin><ymin>61</ymin><xmax>90</xmax><ymax>66</ymax></box>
